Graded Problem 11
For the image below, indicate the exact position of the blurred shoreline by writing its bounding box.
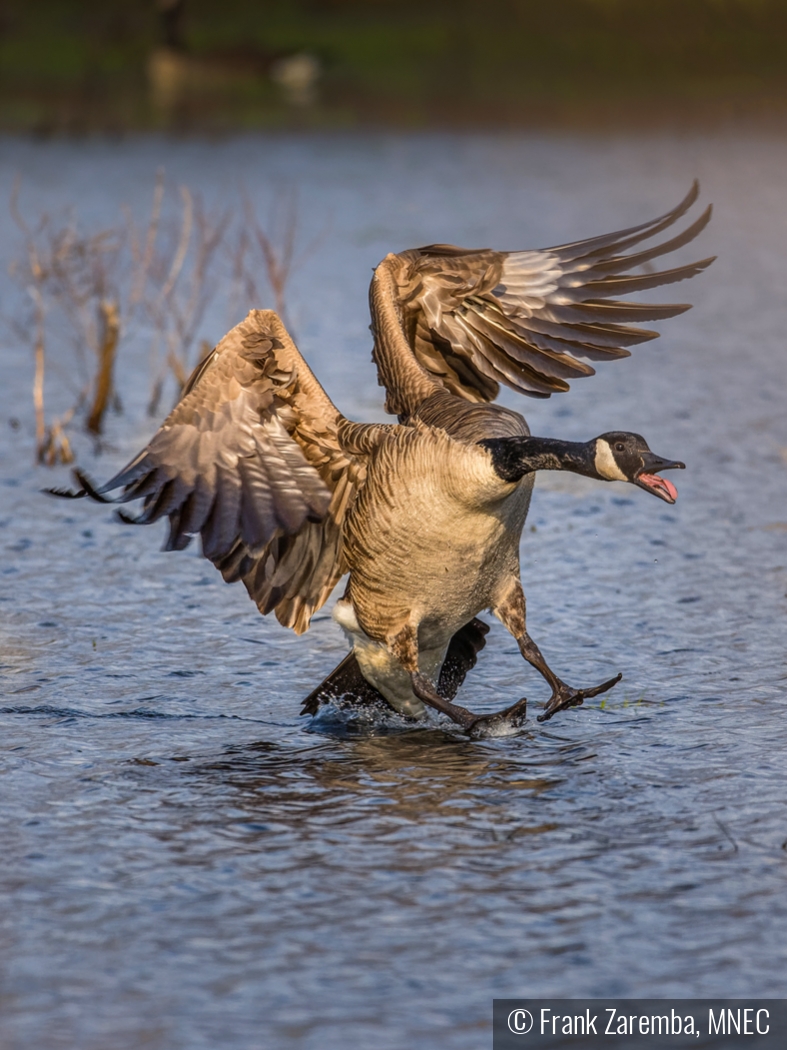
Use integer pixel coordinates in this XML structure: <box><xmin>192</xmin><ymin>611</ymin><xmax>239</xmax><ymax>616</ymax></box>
<box><xmin>2</xmin><ymin>0</ymin><xmax>787</xmax><ymax>136</ymax></box>
<box><xmin>4</xmin><ymin>93</ymin><xmax>787</xmax><ymax>138</ymax></box>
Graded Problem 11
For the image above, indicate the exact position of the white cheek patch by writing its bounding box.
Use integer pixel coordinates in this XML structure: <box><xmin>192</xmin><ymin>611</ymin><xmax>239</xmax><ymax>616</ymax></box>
<box><xmin>594</xmin><ymin>439</ymin><xmax>628</xmax><ymax>481</ymax></box>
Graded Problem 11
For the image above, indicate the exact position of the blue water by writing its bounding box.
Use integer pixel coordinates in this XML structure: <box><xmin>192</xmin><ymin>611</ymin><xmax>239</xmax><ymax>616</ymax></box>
<box><xmin>0</xmin><ymin>131</ymin><xmax>786</xmax><ymax>1050</ymax></box>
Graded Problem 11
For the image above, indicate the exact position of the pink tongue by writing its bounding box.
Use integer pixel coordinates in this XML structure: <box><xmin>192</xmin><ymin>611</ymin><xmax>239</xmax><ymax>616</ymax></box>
<box><xmin>640</xmin><ymin>473</ymin><xmax>678</xmax><ymax>502</ymax></box>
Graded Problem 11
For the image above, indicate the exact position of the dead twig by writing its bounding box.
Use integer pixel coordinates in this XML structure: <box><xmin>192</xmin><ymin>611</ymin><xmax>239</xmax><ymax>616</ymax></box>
<box><xmin>129</xmin><ymin>169</ymin><xmax>165</xmax><ymax>308</ymax></box>
<box><xmin>241</xmin><ymin>188</ymin><xmax>298</xmax><ymax>326</ymax></box>
<box><xmin>9</xmin><ymin>179</ymin><xmax>126</xmax><ymax>459</ymax></box>
<box><xmin>7</xmin><ymin>174</ymin><xmax>329</xmax><ymax>462</ymax></box>
<box><xmin>30</xmin><ymin>286</ymin><xmax>46</xmax><ymax>455</ymax></box>
<box><xmin>238</xmin><ymin>186</ymin><xmax>330</xmax><ymax>331</ymax></box>
<box><xmin>143</xmin><ymin>184</ymin><xmax>230</xmax><ymax>412</ymax></box>
<box><xmin>86</xmin><ymin>300</ymin><xmax>120</xmax><ymax>435</ymax></box>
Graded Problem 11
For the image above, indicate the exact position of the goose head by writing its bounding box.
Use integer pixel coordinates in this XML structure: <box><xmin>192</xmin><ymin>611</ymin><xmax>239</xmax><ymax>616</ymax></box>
<box><xmin>592</xmin><ymin>431</ymin><xmax>684</xmax><ymax>503</ymax></box>
<box><xmin>480</xmin><ymin>431</ymin><xmax>685</xmax><ymax>503</ymax></box>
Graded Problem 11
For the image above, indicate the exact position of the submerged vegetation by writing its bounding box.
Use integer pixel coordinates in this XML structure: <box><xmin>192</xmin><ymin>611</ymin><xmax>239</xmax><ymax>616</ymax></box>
<box><xmin>1</xmin><ymin>0</ymin><xmax>787</xmax><ymax>132</ymax></box>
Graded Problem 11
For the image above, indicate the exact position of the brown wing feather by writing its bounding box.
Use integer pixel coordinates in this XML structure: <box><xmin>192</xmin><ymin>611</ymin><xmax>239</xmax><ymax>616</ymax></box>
<box><xmin>77</xmin><ymin>310</ymin><xmax>388</xmax><ymax>634</ymax></box>
<box><xmin>371</xmin><ymin>181</ymin><xmax>713</xmax><ymax>412</ymax></box>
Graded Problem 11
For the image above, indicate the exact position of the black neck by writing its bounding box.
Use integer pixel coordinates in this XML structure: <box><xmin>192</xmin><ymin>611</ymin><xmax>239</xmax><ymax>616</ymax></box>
<box><xmin>479</xmin><ymin>436</ymin><xmax>596</xmax><ymax>483</ymax></box>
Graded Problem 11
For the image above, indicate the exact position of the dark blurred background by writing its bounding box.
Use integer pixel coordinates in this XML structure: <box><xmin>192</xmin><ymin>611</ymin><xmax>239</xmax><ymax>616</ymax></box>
<box><xmin>1</xmin><ymin>0</ymin><xmax>787</xmax><ymax>133</ymax></box>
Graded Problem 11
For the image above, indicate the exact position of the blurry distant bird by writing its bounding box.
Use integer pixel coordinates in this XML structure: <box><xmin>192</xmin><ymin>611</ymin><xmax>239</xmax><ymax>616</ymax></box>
<box><xmin>54</xmin><ymin>184</ymin><xmax>712</xmax><ymax>736</ymax></box>
<box><xmin>149</xmin><ymin>0</ymin><xmax>320</xmax><ymax>114</ymax></box>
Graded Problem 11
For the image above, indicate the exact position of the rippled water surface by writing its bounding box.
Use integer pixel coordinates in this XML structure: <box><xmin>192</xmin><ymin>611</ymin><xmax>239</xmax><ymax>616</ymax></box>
<box><xmin>1</xmin><ymin>132</ymin><xmax>786</xmax><ymax>1049</ymax></box>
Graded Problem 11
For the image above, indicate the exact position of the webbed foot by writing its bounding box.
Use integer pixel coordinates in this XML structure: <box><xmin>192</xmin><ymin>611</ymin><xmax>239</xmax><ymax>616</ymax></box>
<box><xmin>465</xmin><ymin>696</ymin><xmax>529</xmax><ymax>739</ymax></box>
<box><xmin>537</xmin><ymin>672</ymin><xmax>622</xmax><ymax>723</ymax></box>
<box><xmin>411</xmin><ymin>671</ymin><xmax>529</xmax><ymax>738</ymax></box>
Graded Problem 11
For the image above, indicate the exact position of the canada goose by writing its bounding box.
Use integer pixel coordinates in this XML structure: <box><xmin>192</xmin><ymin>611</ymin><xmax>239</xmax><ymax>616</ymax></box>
<box><xmin>54</xmin><ymin>183</ymin><xmax>711</xmax><ymax>736</ymax></box>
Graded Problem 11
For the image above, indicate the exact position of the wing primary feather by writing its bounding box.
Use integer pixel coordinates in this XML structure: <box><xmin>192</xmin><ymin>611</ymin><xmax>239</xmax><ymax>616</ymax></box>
<box><xmin>115</xmin><ymin>508</ymin><xmax>144</xmax><ymax>525</ymax></box>
<box><xmin>455</xmin><ymin>315</ymin><xmax>570</xmax><ymax>394</ymax></box>
<box><xmin>544</xmin><ymin>299</ymin><xmax>692</xmax><ymax>324</ymax></box>
<box><xmin>200</xmin><ymin>467</ymin><xmax>242</xmax><ymax>562</ymax></box>
<box><xmin>164</xmin><ymin>507</ymin><xmax>192</xmax><ymax>551</ymax></box>
<box><xmin>384</xmin><ymin>184</ymin><xmax>710</xmax><ymax>406</ymax></box>
<box><xmin>44</xmin><ymin>484</ymin><xmax>86</xmax><ymax>500</ymax></box>
<box><xmin>563</xmin><ymin>204</ymin><xmax>707</xmax><ymax>266</ymax></box>
<box><xmin>133</xmin><ymin>479</ymin><xmax>177</xmax><ymax>525</ymax></box>
<box><xmin>546</xmin><ymin>180</ymin><xmax>699</xmax><ymax>261</ymax></box>
<box><xmin>583</xmin><ymin>206</ymin><xmax>713</xmax><ymax>275</ymax></box>
<box><xmin>97</xmin><ymin>452</ymin><xmax>151</xmax><ymax>494</ymax></box>
<box><xmin>501</xmin><ymin>317</ymin><xmax>630</xmax><ymax>359</ymax></box>
<box><xmin>72</xmin><ymin>470</ymin><xmax>115</xmax><ymax>504</ymax></box>
<box><xmin>238</xmin><ymin>456</ymin><xmax>281</xmax><ymax>553</ymax></box>
<box><xmin>578</xmin><ymin>257</ymin><xmax>715</xmax><ymax>298</ymax></box>
<box><xmin>523</xmin><ymin>316</ymin><xmax>658</xmax><ymax>349</ymax></box>
<box><xmin>61</xmin><ymin>310</ymin><xmax>377</xmax><ymax>635</ymax></box>
<box><xmin>177</xmin><ymin>477</ymin><xmax>215</xmax><ymax>536</ymax></box>
<box><xmin>116</xmin><ymin>470</ymin><xmax>160</xmax><ymax>504</ymax></box>
<box><xmin>463</xmin><ymin>307</ymin><xmax>595</xmax><ymax>379</ymax></box>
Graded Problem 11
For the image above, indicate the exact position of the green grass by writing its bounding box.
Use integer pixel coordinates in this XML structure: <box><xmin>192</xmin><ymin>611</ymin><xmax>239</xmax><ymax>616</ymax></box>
<box><xmin>1</xmin><ymin>0</ymin><xmax>787</xmax><ymax>131</ymax></box>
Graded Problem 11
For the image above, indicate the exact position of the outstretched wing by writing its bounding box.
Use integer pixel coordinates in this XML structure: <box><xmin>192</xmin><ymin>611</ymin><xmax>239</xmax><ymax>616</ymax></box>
<box><xmin>371</xmin><ymin>181</ymin><xmax>713</xmax><ymax>414</ymax></box>
<box><xmin>69</xmin><ymin>310</ymin><xmax>385</xmax><ymax>634</ymax></box>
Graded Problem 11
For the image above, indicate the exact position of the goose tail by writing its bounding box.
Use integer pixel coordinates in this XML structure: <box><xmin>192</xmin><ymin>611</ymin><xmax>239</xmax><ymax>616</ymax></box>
<box><xmin>301</xmin><ymin>617</ymin><xmax>489</xmax><ymax>716</ymax></box>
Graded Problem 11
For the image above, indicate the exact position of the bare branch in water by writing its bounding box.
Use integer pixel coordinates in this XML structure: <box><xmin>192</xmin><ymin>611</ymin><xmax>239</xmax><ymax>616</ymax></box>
<box><xmin>129</xmin><ymin>169</ymin><xmax>165</xmax><ymax>308</ymax></box>
<box><xmin>86</xmin><ymin>300</ymin><xmax>120</xmax><ymax>435</ymax></box>
<box><xmin>143</xmin><ymin>183</ymin><xmax>230</xmax><ymax>411</ymax></box>
<box><xmin>242</xmin><ymin>188</ymin><xmax>298</xmax><ymax>325</ymax></box>
<box><xmin>8</xmin><ymin>182</ymin><xmax>125</xmax><ymax>460</ymax></box>
<box><xmin>31</xmin><ymin>286</ymin><xmax>46</xmax><ymax>455</ymax></box>
<box><xmin>30</xmin><ymin>287</ymin><xmax>75</xmax><ymax>465</ymax></box>
<box><xmin>238</xmin><ymin>186</ymin><xmax>330</xmax><ymax>331</ymax></box>
<box><xmin>159</xmin><ymin>184</ymin><xmax>193</xmax><ymax>304</ymax></box>
<box><xmin>7</xmin><ymin>173</ymin><xmax>328</xmax><ymax>458</ymax></box>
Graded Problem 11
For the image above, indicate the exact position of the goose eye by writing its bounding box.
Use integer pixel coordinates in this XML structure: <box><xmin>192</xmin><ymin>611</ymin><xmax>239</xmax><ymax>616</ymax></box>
<box><xmin>615</xmin><ymin>443</ymin><xmax>625</xmax><ymax>452</ymax></box>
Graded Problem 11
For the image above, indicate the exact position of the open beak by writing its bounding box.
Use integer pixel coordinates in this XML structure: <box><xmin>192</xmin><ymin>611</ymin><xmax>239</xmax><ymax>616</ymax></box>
<box><xmin>634</xmin><ymin>451</ymin><xmax>685</xmax><ymax>504</ymax></box>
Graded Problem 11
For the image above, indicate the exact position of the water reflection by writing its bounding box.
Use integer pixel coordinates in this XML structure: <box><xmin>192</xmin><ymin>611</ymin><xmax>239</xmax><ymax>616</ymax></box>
<box><xmin>193</xmin><ymin>731</ymin><xmax>559</xmax><ymax>839</ymax></box>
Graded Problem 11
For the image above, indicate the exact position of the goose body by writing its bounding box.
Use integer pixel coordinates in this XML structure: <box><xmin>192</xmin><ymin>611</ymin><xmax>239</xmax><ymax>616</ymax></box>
<box><xmin>57</xmin><ymin>184</ymin><xmax>711</xmax><ymax>734</ymax></box>
<box><xmin>336</xmin><ymin>401</ymin><xmax>532</xmax><ymax>717</ymax></box>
